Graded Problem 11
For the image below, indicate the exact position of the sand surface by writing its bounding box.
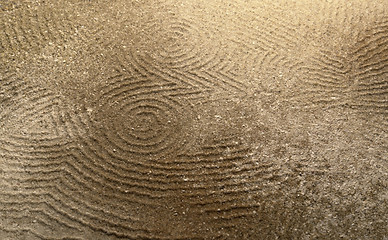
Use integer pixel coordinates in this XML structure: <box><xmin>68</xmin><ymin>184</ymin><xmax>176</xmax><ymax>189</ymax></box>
<box><xmin>1</xmin><ymin>0</ymin><xmax>388</xmax><ymax>239</ymax></box>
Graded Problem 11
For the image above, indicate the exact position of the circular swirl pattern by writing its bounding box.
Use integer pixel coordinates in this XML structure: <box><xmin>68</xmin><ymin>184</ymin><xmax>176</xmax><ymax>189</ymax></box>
<box><xmin>0</xmin><ymin>75</ymin><xmax>197</xmax><ymax>238</ymax></box>
<box><xmin>102</xmin><ymin>96</ymin><xmax>189</xmax><ymax>160</ymax></box>
<box><xmin>132</xmin><ymin>17</ymin><xmax>219</xmax><ymax>71</ymax></box>
<box><xmin>88</xmin><ymin>75</ymin><xmax>196</xmax><ymax>162</ymax></box>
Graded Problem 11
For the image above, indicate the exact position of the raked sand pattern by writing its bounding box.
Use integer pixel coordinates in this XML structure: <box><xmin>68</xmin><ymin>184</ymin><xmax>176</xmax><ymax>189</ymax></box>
<box><xmin>1</xmin><ymin>0</ymin><xmax>388</xmax><ymax>239</ymax></box>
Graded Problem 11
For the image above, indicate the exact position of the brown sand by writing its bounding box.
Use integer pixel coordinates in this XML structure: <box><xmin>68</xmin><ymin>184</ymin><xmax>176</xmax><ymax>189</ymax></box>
<box><xmin>1</xmin><ymin>0</ymin><xmax>387</xmax><ymax>239</ymax></box>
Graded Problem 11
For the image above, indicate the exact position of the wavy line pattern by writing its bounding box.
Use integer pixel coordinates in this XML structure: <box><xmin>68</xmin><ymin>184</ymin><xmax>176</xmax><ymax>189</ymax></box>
<box><xmin>0</xmin><ymin>2</ymin><xmax>77</xmax><ymax>56</ymax></box>
<box><xmin>1</xmin><ymin>72</ymin><xmax>267</xmax><ymax>238</ymax></box>
<box><xmin>1</xmin><ymin>0</ymin><xmax>388</xmax><ymax>239</ymax></box>
<box><xmin>110</xmin><ymin>13</ymin><xmax>250</xmax><ymax>102</ymax></box>
<box><xmin>292</xmin><ymin>24</ymin><xmax>388</xmax><ymax>112</ymax></box>
<box><xmin>350</xmin><ymin>19</ymin><xmax>388</xmax><ymax>114</ymax></box>
<box><xmin>288</xmin><ymin>8</ymin><xmax>388</xmax><ymax>114</ymax></box>
<box><xmin>0</xmin><ymin>75</ymin><xmax>168</xmax><ymax>239</ymax></box>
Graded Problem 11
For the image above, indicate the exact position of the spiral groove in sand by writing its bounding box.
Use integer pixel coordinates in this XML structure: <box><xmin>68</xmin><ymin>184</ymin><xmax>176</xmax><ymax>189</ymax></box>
<box><xmin>1</xmin><ymin>0</ymin><xmax>388</xmax><ymax>239</ymax></box>
<box><xmin>133</xmin><ymin>18</ymin><xmax>218</xmax><ymax>71</ymax></box>
<box><xmin>98</xmin><ymin>96</ymin><xmax>187</xmax><ymax>160</ymax></box>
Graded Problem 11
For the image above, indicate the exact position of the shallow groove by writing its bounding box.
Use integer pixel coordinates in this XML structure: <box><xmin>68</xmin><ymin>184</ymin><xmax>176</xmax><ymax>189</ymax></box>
<box><xmin>1</xmin><ymin>1</ymin><xmax>388</xmax><ymax>239</ymax></box>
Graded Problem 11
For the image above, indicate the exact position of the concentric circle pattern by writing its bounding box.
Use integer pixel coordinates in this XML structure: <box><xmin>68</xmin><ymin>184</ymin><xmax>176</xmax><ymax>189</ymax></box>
<box><xmin>132</xmin><ymin>17</ymin><xmax>219</xmax><ymax>71</ymax></box>
<box><xmin>1</xmin><ymin>0</ymin><xmax>388</xmax><ymax>239</ymax></box>
<box><xmin>95</xmin><ymin>95</ymin><xmax>190</xmax><ymax>160</ymax></box>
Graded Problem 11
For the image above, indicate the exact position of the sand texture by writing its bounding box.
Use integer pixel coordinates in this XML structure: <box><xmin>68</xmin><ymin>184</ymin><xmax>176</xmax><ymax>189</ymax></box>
<box><xmin>1</xmin><ymin>0</ymin><xmax>388</xmax><ymax>239</ymax></box>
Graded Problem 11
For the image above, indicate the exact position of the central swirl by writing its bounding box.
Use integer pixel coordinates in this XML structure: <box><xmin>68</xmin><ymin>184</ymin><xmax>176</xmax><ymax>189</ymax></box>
<box><xmin>130</xmin><ymin>17</ymin><xmax>219</xmax><ymax>71</ymax></box>
<box><xmin>112</xmin><ymin>97</ymin><xmax>182</xmax><ymax>158</ymax></box>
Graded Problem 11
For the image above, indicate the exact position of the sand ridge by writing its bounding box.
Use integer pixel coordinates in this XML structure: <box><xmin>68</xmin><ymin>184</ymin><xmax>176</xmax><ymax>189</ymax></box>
<box><xmin>1</xmin><ymin>0</ymin><xmax>388</xmax><ymax>239</ymax></box>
